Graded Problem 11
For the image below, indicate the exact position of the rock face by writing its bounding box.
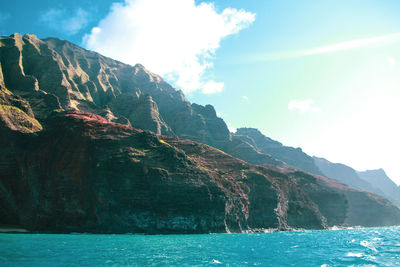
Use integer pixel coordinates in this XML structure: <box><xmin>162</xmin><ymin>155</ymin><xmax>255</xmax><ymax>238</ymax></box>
<box><xmin>0</xmin><ymin>87</ymin><xmax>42</xmax><ymax>133</ymax></box>
<box><xmin>1</xmin><ymin>33</ymin><xmax>400</xmax><ymax>233</ymax></box>
<box><xmin>358</xmin><ymin>169</ymin><xmax>400</xmax><ymax>207</ymax></box>
<box><xmin>234</xmin><ymin>128</ymin><xmax>323</xmax><ymax>175</ymax></box>
<box><xmin>1</xmin><ymin>110</ymin><xmax>399</xmax><ymax>233</ymax></box>
<box><xmin>312</xmin><ymin>157</ymin><xmax>400</xmax><ymax>208</ymax></box>
<box><xmin>0</xmin><ymin>33</ymin><xmax>227</xmax><ymax>142</ymax></box>
<box><xmin>313</xmin><ymin>157</ymin><xmax>383</xmax><ymax>194</ymax></box>
<box><xmin>0</xmin><ymin>33</ymin><xmax>316</xmax><ymax>172</ymax></box>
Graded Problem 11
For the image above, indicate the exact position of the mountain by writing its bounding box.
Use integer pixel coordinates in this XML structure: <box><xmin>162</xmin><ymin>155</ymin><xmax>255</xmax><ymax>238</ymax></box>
<box><xmin>1</xmin><ymin>109</ymin><xmax>399</xmax><ymax>233</ymax></box>
<box><xmin>313</xmin><ymin>157</ymin><xmax>383</xmax><ymax>193</ymax></box>
<box><xmin>313</xmin><ymin>157</ymin><xmax>400</xmax><ymax>207</ymax></box>
<box><xmin>358</xmin><ymin>169</ymin><xmax>400</xmax><ymax>207</ymax></box>
<box><xmin>234</xmin><ymin>128</ymin><xmax>323</xmax><ymax>175</ymax></box>
<box><xmin>1</xmin><ymin>33</ymin><xmax>400</xmax><ymax>233</ymax></box>
<box><xmin>0</xmin><ymin>33</ymin><xmax>286</xmax><ymax>168</ymax></box>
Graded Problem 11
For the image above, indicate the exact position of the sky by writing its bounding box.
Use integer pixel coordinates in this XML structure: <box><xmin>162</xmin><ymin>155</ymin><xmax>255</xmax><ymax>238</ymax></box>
<box><xmin>1</xmin><ymin>0</ymin><xmax>400</xmax><ymax>184</ymax></box>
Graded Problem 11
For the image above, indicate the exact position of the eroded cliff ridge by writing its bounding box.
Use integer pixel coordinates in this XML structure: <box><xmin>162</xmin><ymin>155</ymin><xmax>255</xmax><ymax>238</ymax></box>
<box><xmin>0</xmin><ymin>33</ymin><xmax>283</xmax><ymax>167</ymax></box>
<box><xmin>0</xmin><ymin>33</ymin><xmax>399</xmax><ymax>233</ymax></box>
<box><xmin>1</xmin><ymin>110</ymin><xmax>399</xmax><ymax>233</ymax></box>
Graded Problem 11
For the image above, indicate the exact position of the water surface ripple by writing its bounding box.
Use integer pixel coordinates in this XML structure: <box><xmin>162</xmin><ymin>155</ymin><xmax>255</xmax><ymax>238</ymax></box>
<box><xmin>1</xmin><ymin>226</ymin><xmax>399</xmax><ymax>266</ymax></box>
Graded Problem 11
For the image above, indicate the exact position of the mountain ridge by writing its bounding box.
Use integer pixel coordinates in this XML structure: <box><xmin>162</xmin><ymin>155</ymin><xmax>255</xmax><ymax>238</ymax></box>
<box><xmin>1</xmin><ymin>33</ymin><xmax>399</xmax><ymax>233</ymax></box>
<box><xmin>358</xmin><ymin>169</ymin><xmax>400</xmax><ymax>207</ymax></box>
<box><xmin>2</xmin><ymin>109</ymin><xmax>399</xmax><ymax>233</ymax></box>
<box><xmin>234</xmin><ymin>128</ymin><xmax>323</xmax><ymax>175</ymax></box>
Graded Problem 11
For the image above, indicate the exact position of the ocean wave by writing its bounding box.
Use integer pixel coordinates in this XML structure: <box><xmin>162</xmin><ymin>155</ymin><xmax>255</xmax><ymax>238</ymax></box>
<box><xmin>329</xmin><ymin>225</ymin><xmax>363</xmax><ymax>231</ymax></box>
<box><xmin>211</xmin><ymin>259</ymin><xmax>222</xmax><ymax>264</ymax></box>
<box><xmin>360</xmin><ymin>240</ymin><xmax>378</xmax><ymax>252</ymax></box>
<box><xmin>346</xmin><ymin>252</ymin><xmax>364</xmax><ymax>257</ymax></box>
<box><xmin>2</xmin><ymin>226</ymin><xmax>400</xmax><ymax>266</ymax></box>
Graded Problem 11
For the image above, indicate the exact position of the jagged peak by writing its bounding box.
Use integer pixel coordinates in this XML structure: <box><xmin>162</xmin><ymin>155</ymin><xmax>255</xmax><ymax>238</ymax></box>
<box><xmin>236</xmin><ymin>127</ymin><xmax>278</xmax><ymax>144</ymax></box>
<box><xmin>23</xmin><ymin>33</ymin><xmax>39</xmax><ymax>40</ymax></box>
<box><xmin>1</xmin><ymin>33</ymin><xmax>24</xmax><ymax>50</ymax></box>
<box><xmin>313</xmin><ymin>156</ymin><xmax>329</xmax><ymax>162</ymax></box>
<box><xmin>359</xmin><ymin>168</ymin><xmax>387</xmax><ymax>176</ymax></box>
<box><xmin>236</xmin><ymin>127</ymin><xmax>263</xmax><ymax>135</ymax></box>
<box><xmin>191</xmin><ymin>103</ymin><xmax>217</xmax><ymax>117</ymax></box>
<box><xmin>43</xmin><ymin>37</ymin><xmax>85</xmax><ymax>52</ymax></box>
<box><xmin>134</xmin><ymin>63</ymin><xmax>146</xmax><ymax>69</ymax></box>
<box><xmin>132</xmin><ymin>63</ymin><xmax>164</xmax><ymax>84</ymax></box>
<box><xmin>9</xmin><ymin>33</ymin><xmax>22</xmax><ymax>38</ymax></box>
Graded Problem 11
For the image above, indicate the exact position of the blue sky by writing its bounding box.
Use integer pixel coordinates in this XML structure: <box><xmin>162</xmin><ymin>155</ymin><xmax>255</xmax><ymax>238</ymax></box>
<box><xmin>2</xmin><ymin>0</ymin><xmax>400</xmax><ymax>184</ymax></box>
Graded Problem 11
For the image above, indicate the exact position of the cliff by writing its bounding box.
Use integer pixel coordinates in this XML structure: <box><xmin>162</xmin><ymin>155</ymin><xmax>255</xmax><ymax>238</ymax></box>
<box><xmin>358</xmin><ymin>169</ymin><xmax>400</xmax><ymax>207</ymax></box>
<box><xmin>0</xmin><ymin>33</ymin><xmax>400</xmax><ymax>233</ymax></box>
<box><xmin>0</xmin><ymin>33</ymin><xmax>297</xmax><ymax>171</ymax></box>
<box><xmin>234</xmin><ymin>128</ymin><xmax>323</xmax><ymax>175</ymax></box>
<box><xmin>313</xmin><ymin>157</ymin><xmax>383</xmax><ymax>194</ymax></box>
<box><xmin>1</xmin><ymin>110</ymin><xmax>399</xmax><ymax>233</ymax></box>
<box><xmin>0</xmin><ymin>33</ymin><xmax>223</xmax><ymax>142</ymax></box>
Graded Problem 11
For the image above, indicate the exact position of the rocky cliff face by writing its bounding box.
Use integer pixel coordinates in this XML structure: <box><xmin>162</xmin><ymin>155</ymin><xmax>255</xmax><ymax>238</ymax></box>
<box><xmin>0</xmin><ymin>33</ymin><xmax>316</xmax><ymax>172</ymax></box>
<box><xmin>312</xmin><ymin>156</ymin><xmax>400</xmax><ymax>209</ymax></box>
<box><xmin>0</xmin><ymin>87</ymin><xmax>42</xmax><ymax>133</ymax></box>
<box><xmin>0</xmin><ymin>33</ymin><xmax>228</xmax><ymax>143</ymax></box>
<box><xmin>313</xmin><ymin>157</ymin><xmax>383</xmax><ymax>194</ymax></box>
<box><xmin>358</xmin><ymin>169</ymin><xmax>400</xmax><ymax>207</ymax></box>
<box><xmin>1</xmin><ymin>33</ymin><xmax>400</xmax><ymax>233</ymax></box>
<box><xmin>234</xmin><ymin>128</ymin><xmax>323</xmax><ymax>175</ymax></box>
<box><xmin>1</xmin><ymin>110</ymin><xmax>399</xmax><ymax>233</ymax></box>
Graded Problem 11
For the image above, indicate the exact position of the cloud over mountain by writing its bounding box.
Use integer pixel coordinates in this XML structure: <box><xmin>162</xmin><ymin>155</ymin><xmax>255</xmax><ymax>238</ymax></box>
<box><xmin>83</xmin><ymin>0</ymin><xmax>255</xmax><ymax>94</ymax></box>
<box><xmin>40</xmin><ymin>8</ymin><xmax>89</xmax><ymax>35</ymax></box>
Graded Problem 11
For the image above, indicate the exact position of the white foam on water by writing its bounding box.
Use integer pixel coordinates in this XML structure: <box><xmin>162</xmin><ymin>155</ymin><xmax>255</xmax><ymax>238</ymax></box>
<box><xmin>346</xmin><ymin>252</ymin><xmax>364</xmax><ymax>257</ymax></box>
<box><xmin>211</xmin><ymin>259</ymin><xmax>222</xmax><ymax>264</ymax></box>
<box><xmin>360</xmin><ymin>240</ymin><xmax>378</xmax><ymax>252</ymax></box>
<box><xmin>365</xmin><ymin>255</ymin><xmax>377</xmax><ymax>261</ymax></box>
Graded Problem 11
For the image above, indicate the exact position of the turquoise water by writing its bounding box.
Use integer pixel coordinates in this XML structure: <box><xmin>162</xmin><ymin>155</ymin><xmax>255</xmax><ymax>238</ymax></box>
<box><xmin>1</xmin><ymin>227</ymin><xmax>400</xmax><ymax>266</ymax></box>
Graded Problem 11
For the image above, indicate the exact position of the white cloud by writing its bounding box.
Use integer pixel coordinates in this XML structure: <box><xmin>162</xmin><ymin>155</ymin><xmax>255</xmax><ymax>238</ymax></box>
<box><xmin>288</xmin><ymin>99</ymin><xmax>321</xmax><ymax>113</ymax></box>
<box><xmin>226</xmin><ymin>122</ymin><xmax>237</xmax><ymax>133</ymax></box>
<box><xmin>83</xmin><ymin>0</ymin><xmax>255</xmax><ymax>94</ymax></box>
<box><xmin>250</xmin><ymin>32</ymin><xmax>400</xmax><ymax>62</ymax></box>
<box><xmin>242</xmin><ymin>95</ymin><xmax>249</xmax><ymax>101</ymax></box>
<box><xmin>41</xmin><ymin>8</ymin><xmax>89</xmax><ymax>35</ymax></box>
<box><xmin>202</xmin><ymin>81</ymin><xmax>224</xmax><ymax>94</ymax></box>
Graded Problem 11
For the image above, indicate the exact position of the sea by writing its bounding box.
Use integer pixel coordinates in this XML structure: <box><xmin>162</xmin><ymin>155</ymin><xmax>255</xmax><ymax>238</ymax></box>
<box><xmin>1</xmin><ymin>226</ymin><xmax>399</xmax><ymax>266</ymax></box>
